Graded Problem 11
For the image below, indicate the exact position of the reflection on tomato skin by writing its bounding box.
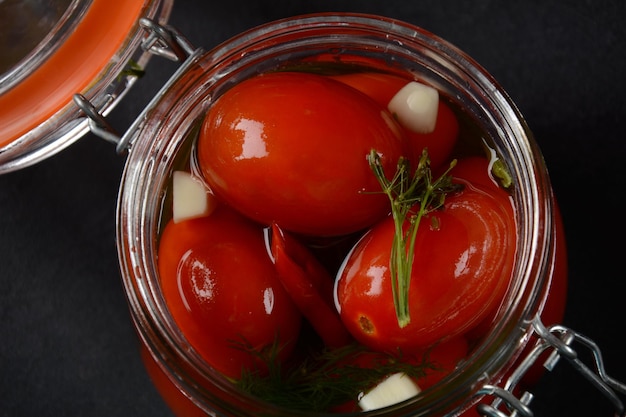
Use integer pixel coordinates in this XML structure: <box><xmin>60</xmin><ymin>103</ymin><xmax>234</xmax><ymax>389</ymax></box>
<box><xmin>158</xmin><ymin>208</ymin><xmax>303</xmax><ymax>379</ymax></box>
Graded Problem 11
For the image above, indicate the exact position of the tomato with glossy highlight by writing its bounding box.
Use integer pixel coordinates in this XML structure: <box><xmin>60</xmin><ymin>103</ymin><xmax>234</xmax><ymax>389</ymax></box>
<box><xmin>158</xmin><ymin>206</ymin><xmax>302</xmax><ymax>379</ymax></box>
<box><xmin>197</xmin><ymin>71</ymin><xmax>407</xmax><ymax>237</ymax></box>
<box><xmin>330</xmin><ymin>71</ymin><xmax>459</xmax><ymax>171</ymax></box>
<box><xmin>335</xmin><ymin>157</ymin><xmax>516</xmax><ymax>352</ymax></box>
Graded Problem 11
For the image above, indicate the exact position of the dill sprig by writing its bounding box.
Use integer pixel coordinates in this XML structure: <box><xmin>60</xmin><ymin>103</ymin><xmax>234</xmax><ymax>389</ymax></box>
<box><xmin>368</xmin><ymin>148</ymin><xmax>462</xmax><ymax>328</ymax></box>
<box><xmin>234</xmin><ymin>340</ymin><xmax>434</xmax><ymax>412</ymax></box>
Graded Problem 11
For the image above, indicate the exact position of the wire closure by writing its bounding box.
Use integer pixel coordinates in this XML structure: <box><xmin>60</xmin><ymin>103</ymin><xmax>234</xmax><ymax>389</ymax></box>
<box><xmin>139</xmin><ymin>18</ymin><xmax>196</xmax><ymax>62</ymax></box>
<box><xmin>476</xmin><ymin>386</ymin><xmax>533</xmax><ymax>417</ymax></box>
<box><xmin>73</xmin><ymin>19</ymin><xmax>202</xmax><ymax>154</ymax></box>
<box><xmin>474</xmin><ymin>316</ymin><xmax>626</xmax><ymax>417</ymax></box>
<box><xmin>73</xmin><ymin>94</ymin><xmax>121</xmax><ymax>146</ymax></box>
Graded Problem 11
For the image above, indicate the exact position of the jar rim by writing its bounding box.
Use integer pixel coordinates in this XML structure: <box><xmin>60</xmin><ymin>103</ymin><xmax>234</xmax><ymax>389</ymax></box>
<box><xmin>118</xmin><ymin>12</ymin><xmax>557</xmax><ymax>416</ymax></box>
<box><xmin>0</xmin><ymin>0</ymin><xmax>174</xmax><ymax>174</ymax></box>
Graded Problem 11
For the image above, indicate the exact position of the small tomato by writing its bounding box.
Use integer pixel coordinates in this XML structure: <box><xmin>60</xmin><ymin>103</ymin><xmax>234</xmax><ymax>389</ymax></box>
<box><xmin>330</xmin><ymin>71</ymin><xmax>459</xmax><ymax>170</ymax></box>
<box><xmin>335</xmin><ymin>157</ymin><xmax>516</xmax><ymax>352</ymax></box>
<box><xmin>158</xmin><ymin>206</ymin><xmax>302</xmax><ymax>379</ymax></box>
<box><xmin>197</xmin><ymin>71</ymin><xmax>407</xmax><ymax>237</ymax></box>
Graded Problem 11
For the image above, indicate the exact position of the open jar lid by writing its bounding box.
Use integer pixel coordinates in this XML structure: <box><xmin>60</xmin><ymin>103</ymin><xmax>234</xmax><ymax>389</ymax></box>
<box><xmin>0</xmin><ymin>0</ymin><xmax>173</xmax><ymax>174</ymax></box>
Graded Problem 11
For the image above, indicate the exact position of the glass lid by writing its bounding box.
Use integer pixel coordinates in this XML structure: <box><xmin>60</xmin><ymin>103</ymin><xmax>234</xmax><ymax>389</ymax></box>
<box><xmin>0</xmin><ymin>0</ymin><xmax>74</xmax><ymax>80</ymax></box>
<box><xmin>0</xmin><ymin>0</ymin><xmax>173</xmax><ymax>174</ymax></box>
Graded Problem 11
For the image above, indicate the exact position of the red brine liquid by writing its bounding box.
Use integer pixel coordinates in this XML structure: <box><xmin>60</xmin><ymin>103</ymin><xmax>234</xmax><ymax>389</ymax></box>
<box><xmin>150</xmin><ymin>55</ymin><xmax>568</xmax><ymax>415</ymax></box>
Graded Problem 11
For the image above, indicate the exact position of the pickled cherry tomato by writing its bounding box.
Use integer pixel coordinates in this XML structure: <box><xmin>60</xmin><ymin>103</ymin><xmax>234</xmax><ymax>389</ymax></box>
<box><xmin>158</xmin><ymin>207</ymin><xmax>302</xmax><ymax>379</ymax></box>
<box><xmin>330</xmin><ymin>71</ymin><xmax>459</xmax><ymax>170</ymax></box>
<box><xmin>335</xmin><ymin>157</ymin><xmax>517</xmax><ymax>351</ymax></box>
<box><xmin>197</xmin><ymin>71</ymin><xmax>408</xmax><ymax>237</ymax></box>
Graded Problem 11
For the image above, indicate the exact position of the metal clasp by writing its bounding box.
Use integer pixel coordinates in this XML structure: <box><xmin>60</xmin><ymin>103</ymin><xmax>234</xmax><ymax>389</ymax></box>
<box><xmin>74</xmin><ymin>19</ymin><xmax>202</xmax><ymax>154</ymax></box>
<box><xmin>475</xmin><ymin>316</ymin><xmax>626</xmax><ymax>417</ymax></box>
<box><xmin>138</xmin><ymin>18</ymin><xmax>196</xmax><ymax>62</ymax></box>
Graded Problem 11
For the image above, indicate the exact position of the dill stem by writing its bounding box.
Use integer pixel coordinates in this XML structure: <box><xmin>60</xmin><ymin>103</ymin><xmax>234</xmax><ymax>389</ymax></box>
<box><xmin>368</xmin><ymin>148</ymin><xmax>457</xmax><ymax>329</ymax></box>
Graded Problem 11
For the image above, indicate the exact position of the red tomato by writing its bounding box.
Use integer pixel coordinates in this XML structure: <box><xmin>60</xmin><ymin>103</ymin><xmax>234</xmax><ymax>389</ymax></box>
<box><xmin>335</xmin><ymin>158</ymin><xmax>516</xmax><ymax>352</ymax></box>
<box><xmin>330</xmin><ymin>72</ymin><xmax>459</xmax><ymax>170</ymax></box>
<box><xmin>157</xmin><ymin>206</ymin><xmax>302</xmax><ymax>379</ymax></box>
<box><xmin>416</xmin><ymin>336</ymin><xmax>469</xmax><ymax>390</ymax></box>
<box><xmin>329</xmin><ymin>336</ymin><xmax>468</xmax><ymax>413</ymax></box>
<box><xmin>449</xmin><ymin>156</ymin><xmax>516</xmax><ymax>342</ymax></box>
<box><xmin>197</xmin><ymin>71</ymin><xmax>407</xmax><ymax>237</ymax></box>
<box><xmin>453</xmin><ymin>157</ymin><xmax>567</xmax><ymax>335</ymax></box>
<box><xmin>448</xmin><ymin>156</ymin><xmax>568</xmax><ymax>391</ymax></box>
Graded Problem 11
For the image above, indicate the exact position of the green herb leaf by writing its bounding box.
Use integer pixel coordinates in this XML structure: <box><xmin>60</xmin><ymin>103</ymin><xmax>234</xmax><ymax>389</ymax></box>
<box><xmin>368</xmin><ymin>148</ymin><xmax>462</xmax><ymax>328</ymax></box>
<box><xmin>118</xmin><ymin>60</ymin><xmax>145</xmax><ymax>80</ymax></box>
<box><xmin>234</xmin><ymin>340</ymin><xmax>432</xmax><ymax>412</ymax></box>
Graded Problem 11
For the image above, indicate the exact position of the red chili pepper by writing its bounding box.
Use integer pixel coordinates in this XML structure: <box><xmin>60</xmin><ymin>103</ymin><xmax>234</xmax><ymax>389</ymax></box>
<box><xmin>270</xmin><ymin>223</ymin><xmax>353</xmax><ymax>348</ymax></box>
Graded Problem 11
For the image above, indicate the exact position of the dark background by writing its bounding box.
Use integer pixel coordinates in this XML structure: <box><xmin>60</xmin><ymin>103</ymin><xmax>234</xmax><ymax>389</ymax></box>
<box><xmin>1</xmin><ymin>1</ymin><xmax>626</xmax><ymax>416</ymax></box>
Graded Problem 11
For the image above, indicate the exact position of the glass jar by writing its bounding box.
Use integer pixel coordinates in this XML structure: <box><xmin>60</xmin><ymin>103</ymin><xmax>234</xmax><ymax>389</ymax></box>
<box><xmin>0</xmin><ymin>0</ymin><xmax>173</xmax><ymax>174</ymax></box>
<box><xmin>113</xmin><ymin>12</ymin><xmax>626</xmax><ymax>417</ymax></box>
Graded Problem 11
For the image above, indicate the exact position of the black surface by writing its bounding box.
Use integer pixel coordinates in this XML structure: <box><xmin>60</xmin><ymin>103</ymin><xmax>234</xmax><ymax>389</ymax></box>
<box><xmin>2</xmin><ymin>1</ymin><xmax>626</xmax><ymax>416</ymax></box>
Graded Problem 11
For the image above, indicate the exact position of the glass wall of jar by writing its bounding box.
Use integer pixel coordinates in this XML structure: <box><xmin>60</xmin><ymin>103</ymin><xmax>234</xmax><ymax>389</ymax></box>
<box><xmin>117</xmin><ymin>14</ymin><xmax>570</xmax><ymax>416</ymax></box>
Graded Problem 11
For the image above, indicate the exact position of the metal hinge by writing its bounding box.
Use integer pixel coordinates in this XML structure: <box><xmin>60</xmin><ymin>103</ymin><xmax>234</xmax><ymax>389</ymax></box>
<box><xmin>475</xmin><ymin>316</ymin><xmax>626</xmax><ymax>417</ymax></box>
<box><xmin>74</xmin><ymin>19</ymin><xmax>202</xmax><ymax>154</ymax></box>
